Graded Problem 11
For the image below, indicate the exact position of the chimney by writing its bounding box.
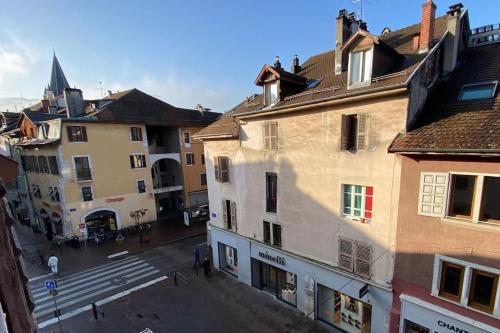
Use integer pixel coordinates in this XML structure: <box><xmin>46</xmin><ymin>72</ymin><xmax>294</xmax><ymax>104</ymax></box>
<box><xmin>63</xmin><ymin>88</ymin><xmax>85</xmax><ymax>118</ymax></box>
<box><xmin>195</xmin><ymin>104</ymin><xmax>204</xmax><ymax>113</ymax></box>
<box><xmin>41</xmin><ymin>99</ymin><xmax>50</xmax><ymax>113</ymax></box>
<box><xmin>443</xmin><ymin>3</ymin><xmax>464</xmax><ymax>73</ymax></box>
<box><xmin>335</xmin><ymin>9</ymin><xmax>358</xmax><ymax>74</ymax></box>
<box><xmin>420</xmin><ymin>0</ymin><xmax>436</xmax><ymax>51</ymax></box>
<box><xmin>273</xmin><ymin>56</ymin><xmax>282</xmax><ymax>70</ymax></box>
<box><xmin>108</xmin><ymin>90</ymin><xmax>113</xmax><ymax>97</ymax></box>
<box><xmin>290</xmin><ymin>55</ymin><xmax>301</xmax><ymax>74</ymax></box>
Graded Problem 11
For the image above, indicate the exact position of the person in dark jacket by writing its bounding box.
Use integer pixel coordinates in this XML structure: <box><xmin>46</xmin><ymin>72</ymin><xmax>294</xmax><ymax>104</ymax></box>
<box><xmin>202</xmin><ymin>257</ymin><xmax>211</xmax><ymax>276</ymax></box>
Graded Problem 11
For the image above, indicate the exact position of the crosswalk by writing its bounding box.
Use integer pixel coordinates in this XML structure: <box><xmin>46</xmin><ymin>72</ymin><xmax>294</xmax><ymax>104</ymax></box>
<box><xmin>29</xmin><ymin>256</ymin><xmax>163</xmax><ymax>322</ymax></box>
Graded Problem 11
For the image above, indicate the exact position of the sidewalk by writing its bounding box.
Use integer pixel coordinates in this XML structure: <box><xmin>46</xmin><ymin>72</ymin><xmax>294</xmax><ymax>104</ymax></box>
<box><xmin>15</xmin><ymin>216</ymin><xmax>207</xmax><ymax>279</ymax></box>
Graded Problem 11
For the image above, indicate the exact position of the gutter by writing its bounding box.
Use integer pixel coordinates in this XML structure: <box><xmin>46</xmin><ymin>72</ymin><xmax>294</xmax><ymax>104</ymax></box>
<box><xmin>389</xmin><ymin>148</ymin><xmax>500</xmax><ymax>155</ymax></box>
<box><xmin>237</xmin><ymin>86</ymin><xmax>408</xmax><ymax>120</ymax></box>
<box><xmin>192</xmin><ymin>133</ymin><xmax>237</xmax><ymax>140</ymax></box>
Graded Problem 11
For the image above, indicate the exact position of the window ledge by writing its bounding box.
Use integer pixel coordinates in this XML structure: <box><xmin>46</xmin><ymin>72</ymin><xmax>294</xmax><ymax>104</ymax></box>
<box><xmin>431</xmin><ymin>293</ymin><xmax>499</xmax><ymax>319</ymax></box>
<box><xmin>342</xmin><ymin>214</ymin><xmax>372</xmax><ymax>225</ymax></box>
<box><xmin>439</xmin><ymin>217</ymin><xmax>500</xmax><ymax>231</ymax></box>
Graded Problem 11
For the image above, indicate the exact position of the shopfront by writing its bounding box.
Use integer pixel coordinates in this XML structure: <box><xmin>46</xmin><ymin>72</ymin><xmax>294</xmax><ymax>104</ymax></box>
<box><xmin>218</xmin><ymin>242</ymin><xmax>238</xmax><ymax>276</ymax></box>
<box><xmin>84</xmin><ymin>210</ymin><xmax>118</xmax><ymax>239</ymax></box>
<box><xmin>251</xmin><ymin>257</ymin><xmax>297</xmax><ymax>307</ymax></box>
<box><xmin>399</xmin><ymin>294</ymin><xmax>497</xmax><ymax>333</ymax></box>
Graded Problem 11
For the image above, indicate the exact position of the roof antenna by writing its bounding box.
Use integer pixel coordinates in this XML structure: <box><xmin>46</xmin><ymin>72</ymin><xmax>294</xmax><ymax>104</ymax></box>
<box><xmin>351</xmin><ymin>0</ymin><xmax>365</xmax><ymax>20</ymax></box>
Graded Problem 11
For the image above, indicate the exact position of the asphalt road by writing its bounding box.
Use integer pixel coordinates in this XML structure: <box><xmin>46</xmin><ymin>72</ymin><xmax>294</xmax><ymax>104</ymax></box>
<box><xmin>37</xmin><ymin>235</ymin><xmax>337</xmax><ymax>333</ymax></box>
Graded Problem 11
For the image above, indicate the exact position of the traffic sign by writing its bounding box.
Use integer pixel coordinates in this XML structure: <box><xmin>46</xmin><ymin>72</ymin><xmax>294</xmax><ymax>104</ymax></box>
<box><xmin>45</xmin><ymin>280</ymin><xmax>57</xmax><ymax>290</ymax></box>
<box><xmin>79</xmin><ymin>223</ymin><xmax>87</xmax><ymax>232</ymax></box>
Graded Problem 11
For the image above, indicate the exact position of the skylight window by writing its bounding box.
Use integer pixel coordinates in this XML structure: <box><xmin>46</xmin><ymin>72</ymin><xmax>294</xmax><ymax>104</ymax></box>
<box><xmin>306</xmin><ymin>79</ymin><xmax>321</xmax><ymax>89</ymax></box>
<box><xmin>458</xmin><ymin>81</ymin><xmax>497</xmax><ymax>101</ymax></box>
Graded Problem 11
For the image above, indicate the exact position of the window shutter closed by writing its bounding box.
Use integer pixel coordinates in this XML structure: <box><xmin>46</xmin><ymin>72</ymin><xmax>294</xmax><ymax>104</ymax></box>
<box><xmin>354</xmin><ymin>242</ymin><xmax>372</xmax><ymax>278</ymax></box>
<box><xmin>230</xmin><ymin>201</ymin><xmax>237</xmax><ymax>232</ymax></box>
<box><xmin>222</xmin><ymin>200</ymin><xmax>228</xmax><ymax>228</ymax></box>
<box><xmin>340</xmin><ymin>115</ymin><xmax>350</xmax><ymax>151</ymax></box>
<box><xmin>214</xmin><ymin>157</ymin><xmax>220</xmax><ymax>182</ymax></box>
<box><xmin>357</xmin><ymin>114</ymin><xmax>368</xmax><ymax>150</ymax></box>
<box><xmin>338</xmin><ymin>238</ymin><xmax>354</xmax><ymax>271</ymax></box>
<box><xmin>418</xmin><ymin>172</ymin><xmax>449</xmax><ymax>217</ymax></box>
<box><xmin>130</xmin><ymin>155</ymin><xmax>135</xmax><ymax>168</ymax></box>
<box><xmin>82</xmin><ymin>126</ymin><xmax>88</xmax><ymax>141</ymax></box>
<box><xmin>271</xmin><ymin>123</ymin><xmax>278</xmax><ymax>150</ymax></box>
<box><xmin>264</xmin><ymin>124</ymin><xmax>270</xmax><ymax>150</ymax></box>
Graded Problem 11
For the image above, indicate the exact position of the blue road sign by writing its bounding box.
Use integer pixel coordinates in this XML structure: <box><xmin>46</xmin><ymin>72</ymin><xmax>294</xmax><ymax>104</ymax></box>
<box><xmin>44</xmin><ymin>280</ymin><xmax>57</xmax><ymax>290</ymax></box>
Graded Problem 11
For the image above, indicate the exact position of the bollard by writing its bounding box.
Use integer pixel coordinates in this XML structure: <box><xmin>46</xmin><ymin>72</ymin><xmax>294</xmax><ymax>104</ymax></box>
<box><xmin>173</xmin><ymin>271</ymin><xmax>178</xmax><ymax>286</ymax></box>
<box><xmin>92</xmin><ymin>302</ymin><xmax>99</xmax><ymax>320</ymax></box>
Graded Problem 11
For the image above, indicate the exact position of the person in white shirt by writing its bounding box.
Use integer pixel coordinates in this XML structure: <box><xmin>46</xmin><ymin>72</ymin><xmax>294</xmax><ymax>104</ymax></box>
<box><xmin>48</xmin><ymin>254</ymin><xmax>59</xmax><ymax>274</ymax></box>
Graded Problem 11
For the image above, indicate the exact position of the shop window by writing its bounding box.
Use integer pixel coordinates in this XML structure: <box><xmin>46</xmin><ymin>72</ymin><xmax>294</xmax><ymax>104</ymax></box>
<box><xmin>82</xmin><ymin>186</ymin><xmax>93</xmax><ymax>202</ymax></box>
<box><xmin>448</xmin><ymin>175</ymin><xmax>477</xmax><ymax>219</ymax></box>
<box><xmin>222</xmin><ymin>200</ymin><xmax>236</xmax><ymax>232</ymax></box>
<box><xmin>263</xmin><ymin>122</ymin><xmax>278</xmax><ymax>150</ymax></box>
<box><xmin>468</xmin><ymin>269</ymin><xmax>499</xmax><ymax>313</ymax></box>
<box><xmin>200</xmin><ymin>173</ymin><xmax>207</xmax><ymax>186</ymax></box>
<box><xmin>263</xmin><ymin>221</ymin><xmax>271</xmax><ymax>244</ymax></box>
<box><xmin>251</xmin><ymin>259</ymin><xmax>297</xmax><ymax>307</ymax></box>
<box><xmin>317</xmin><ymin>284</ymin><xmax>372</xmax><ymax>332</ymax></box>
<box><xmin>66</xmin><ymin>125</ymin><xmax>87</xmax><ymax>142</ymax></box>
<box><xmin>130</xmin><ymin>127</ymin><xmax>143</xmax><ymax>141</ymax></box>
<box><xmin>341</xmin><ymin>114</ymin><xmax>369</xmax><ymax>151</ymax></box>
<box><xmin>214</xmin><ymin>156</ymin><xmax>230</xmax><ymax>183</ymax></box>
<box><xmin>266</xmin><ymin>173</ymin><xmax>277</xmax><ymax>213</ymax></box>
<box><xmin>343</xmin><ymin>185</ymin><xmax>373</xmax><ymax>220</ymax></box>
<box><xmin>480</xmin><ymin>176</ymin><xmax>500</xmax><ymax>224</ymax></box>
<box><xmin>130</xmin><ymin>154</ymin><xmax>146</xmax><ymax>169</ymax></box>
<box><xmin>438</xmin><ymin>261</ymin><xmax>465</xmax><ymax>302</ymax></box>
<box><xmin>218</xmin><ymin>243</ymin><xmax>238</xmax><ymax>277</ymax></box>
<box><xmin>403</xmin><ymin>320</ymin><xmax>430</xmax><ymax>333</ymax></box>
<box><xmin>185</xmin><ymin>153</ymin><xmax>195</xmax><ymax>166</ymax></box>
<box><xmin>137</xmin><ymin>180</ymin><xmax>146</xmax><ymax>193</ymax></box>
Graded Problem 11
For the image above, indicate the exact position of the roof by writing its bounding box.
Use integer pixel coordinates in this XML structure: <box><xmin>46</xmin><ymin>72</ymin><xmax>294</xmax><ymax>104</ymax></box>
<box><xmin>390</xmin><ymin>42</ymin><xmax>500</xmax><ymax>154</ymax></box>
<box><xmin>22</xmin><ymin>111</ymin><xmax>66</xmax><ymax>123</ymax></box>
<box><xmin>198</xmin><ymin>15</ymin><xmax>448</xmax><ymax>139</ymax></box>
<box><xmin>46</xmin><ymin>53</ymin><xmax>70</xmax><ymax>97</ymax></box>
<box><xmin>94</xmin><ymin>88</ymin><xmax>221</xmax><ymax>127</ymax></box>
<box><xmin>0</xmin><ymin>112</ymin><xmax>22</xmax><ymax>133</ymax></box>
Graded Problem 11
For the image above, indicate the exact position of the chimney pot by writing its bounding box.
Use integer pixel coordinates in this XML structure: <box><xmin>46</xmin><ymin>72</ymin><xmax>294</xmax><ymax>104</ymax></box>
<box><xmin>274</xmin><ymin>56</ymin><xmax>282</xmax><ymax>69</ymax></box>
<box><xmin>419</xmin><ymin>0</ymin><xmax>436</xmax><ymax>51</ymax></box>
<box><xmin>291</xmin><ymin>55</ymin><xmax>301</xmax><ymax>74</ymax></box>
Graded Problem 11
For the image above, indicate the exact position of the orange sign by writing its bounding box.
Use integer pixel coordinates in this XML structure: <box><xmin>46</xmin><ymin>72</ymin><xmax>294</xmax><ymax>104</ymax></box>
<box><xmin>105</xmin><ymin>197</ymin><xmax>124</xmax><ymax>203</ymax></box>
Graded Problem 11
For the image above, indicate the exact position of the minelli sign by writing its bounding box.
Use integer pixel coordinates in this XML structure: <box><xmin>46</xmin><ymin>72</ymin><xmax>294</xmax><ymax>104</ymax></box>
<box><xmin>258</xmin><ymin>251</ymin><xmax>285</xmax><ymax>266</ymax></box>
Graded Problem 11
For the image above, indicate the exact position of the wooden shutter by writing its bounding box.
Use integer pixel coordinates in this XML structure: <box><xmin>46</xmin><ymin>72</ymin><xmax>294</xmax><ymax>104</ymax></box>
<box><xmin>230</xmin><ymin>201</ymin><xmax>237</xmax><ymax>232</ymax></box>
<box><xmin>81</xmin><ymin>126</ymin><xmax>87</xmax><ymax>141</ymax></box>
<box><xmin>130</xmin><ymin>155</ymin><xmax>135</xmax><ymax>168</ymax></box>
<box><xmin>220</xmin><ymin>157</ymin><xmax>229</xmax><ymax>183</ymax></box>
<box><xmin>222</xmin><ymin>200</ymin><xmax>228</xmax><ymax>228</ymax></box>
<box><xmin>418</xmin><ymin>172</ymin><xmax>449</xmax><ymax>217</ymax></box>
<box><xmin>264</xmin><ymin>123</ymin><xmax>270</xmax><ymax>150</ymax></box>
<box><xmin>338</xmin><ymin>238</ymin><xmax>354</xmax><ymax>272</ymax></box>
<box><xmin>354</xmin><ymin>242</ymin><xmax>372</xmax><ymax>278</ymax></box>
<box><xmin>271</xmin><ymin>123</ymin><xmax>278</xmax><ymax>150</ymax></box>
<box><xmin>357</xmin><ymin>114</ymin><xmax>368</xmax><ymax>150</ymax></box>
<box><xmin>141</xmin><ymin>155</ymin><xmax>146</xmax><ymax>167</ymax></box>
<box><xmin>340</xmin><ymin>115</ymin><xmax>350</xmax><ymax>151</ymax></box>
<box><xmin>214</xmin><ymin>157</ymin><xmax>220</xmax><ymax>182</ymax></box>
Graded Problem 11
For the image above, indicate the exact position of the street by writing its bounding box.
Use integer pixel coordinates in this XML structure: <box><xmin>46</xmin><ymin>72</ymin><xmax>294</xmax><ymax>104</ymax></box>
<box><xmin>32</xmin><ymin>235</ymin><xmax>336</xmax><ymax>333</ymax></box>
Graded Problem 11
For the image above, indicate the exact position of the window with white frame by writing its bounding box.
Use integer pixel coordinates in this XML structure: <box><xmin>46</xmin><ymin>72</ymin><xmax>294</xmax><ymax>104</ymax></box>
<box><xmin>81</xmin><ymin>186</ymin><xmax>93</xmax><ymax>201</ymax></box>
<box><xmin>222</xmin><ymin>199</ymin><xmax>237</xmax><ymax>232</ymax></box>
<box><xmin>183</xmin><ymin>132</ymin><xmax>191</xmax><ymax>147</ymax></box>
<box><xmin>263</xmin><ymin>122</ymin><xmax>278</xmax><ymax>150</ymax></box>
<box><xmin>418</xmin><ymin>172</ymin><xmax>500</xmax><ymax>225</ymax></box>
<box><xmin>338</xmin><ymin>238</ymin><xmax>372</xmax><ymax>278</ymax></box>
<box><xmin>263</xmin><ymin>221</ymin><xmax>282</xmax><ymax>247</ymax></box>
<box><xmin>343</xmin><ymin>184</ymin><xmax>373</xmax><ymax>220</ymax></box>
<box><xmin>349</xmin><ymin>48</ymin><xmax>373</xmax><ymax>85</ymax></box>
<box><xmin>130</xmin><ymin>127</ymin><xmax>143</xmax><ymax>141</ymax></box>
<box><xmin>214</xmin><ymin>156</ymin><xmax>230</xmax><ymax>183</ymax></box>
<box><xmin>129</xmin><ymin>154</ymin><xmax>146</xmax><ymax>169</ymax></box>
<box><xmin>137</xmin><ymin>180</ymin><xmax>146</xmax><ymax>193</ymax></box>
<box><xmin>433</xmin><ymin>256</ymin><xmax>500</xmax><ymax>315</ymax></box>
<box><xmin>264</xmin><ymin>82</ymin><xmax>278</xmax><ymax>106</ymax></box>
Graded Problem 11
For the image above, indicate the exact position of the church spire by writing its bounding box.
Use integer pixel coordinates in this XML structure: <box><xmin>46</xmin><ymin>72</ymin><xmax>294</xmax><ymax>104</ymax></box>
<box><xmin>44</xmin><ymin>52</ymin><xmax>70</xmax><ymax>98</ymax></box>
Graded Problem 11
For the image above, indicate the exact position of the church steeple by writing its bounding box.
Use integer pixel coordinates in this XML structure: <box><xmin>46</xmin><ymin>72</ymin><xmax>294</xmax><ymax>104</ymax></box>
<box><xmin>44</xmin><ymin>52</ymin><xmax>70</xmax><ymax>98</ymax></box>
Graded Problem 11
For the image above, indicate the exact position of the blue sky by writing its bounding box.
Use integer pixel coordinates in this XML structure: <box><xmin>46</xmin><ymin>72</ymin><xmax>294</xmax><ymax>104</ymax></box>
<box><xmin>0</xmin><ymin>0</ymin><xmax>497</xmax><ymax>112</ymax></box>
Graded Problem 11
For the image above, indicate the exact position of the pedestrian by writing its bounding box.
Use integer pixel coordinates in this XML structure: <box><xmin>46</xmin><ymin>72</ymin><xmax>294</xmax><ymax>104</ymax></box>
<box><xmin>37</xmin><ymin>249</ymin><xmax>45</xmax><ymax>267</ymax></box>
<box><xmin>48</xmin><ymin>254</ymin><xmax>59</xmax><ymax>275</ymax></box>
<box><xmin>193</xmin><ymin>247</ymin><xmax>201</xmax><ymax>268</ymax></box>
<box><xmin>202</xmin><ymin>257</ymin><xmax>211</xmax><ymax>277</ymax></box>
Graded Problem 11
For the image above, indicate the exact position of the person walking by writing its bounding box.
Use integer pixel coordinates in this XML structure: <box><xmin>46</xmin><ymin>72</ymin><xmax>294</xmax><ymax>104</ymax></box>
<box><xmin>202</xmin><ymin>257</ymin><xmax>211</xmax><ymax>277</ymax></box>
<box><xmin>48</xmin><ymin>254</ymin><xmax>59</xmax><ymax>275</ymax></box>
<box><xmin>193</xmin><ymin>247</ymin><xmax>201</xmax><ymax>268</ymax></box>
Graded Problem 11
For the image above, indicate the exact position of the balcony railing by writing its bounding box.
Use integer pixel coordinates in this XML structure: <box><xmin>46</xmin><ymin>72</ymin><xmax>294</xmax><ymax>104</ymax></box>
<box><xmin>75</xmin><ymin>168</ymin><xmax>92</xmax><ymax>181</ymax></box>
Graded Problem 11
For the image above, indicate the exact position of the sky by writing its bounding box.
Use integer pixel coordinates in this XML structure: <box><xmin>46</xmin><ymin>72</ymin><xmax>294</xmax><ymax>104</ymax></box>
<box><xmin>0</xmin><ymin>0</ymin><xmax>497</xmax><ymax>113</ymax></box>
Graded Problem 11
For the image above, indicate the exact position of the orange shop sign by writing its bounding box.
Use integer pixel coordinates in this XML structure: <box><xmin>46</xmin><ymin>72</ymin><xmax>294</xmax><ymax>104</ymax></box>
<box><xmin>105</xmin><ymin>197</ymin><xmax>124</xmax><ymax>203</ymax></box>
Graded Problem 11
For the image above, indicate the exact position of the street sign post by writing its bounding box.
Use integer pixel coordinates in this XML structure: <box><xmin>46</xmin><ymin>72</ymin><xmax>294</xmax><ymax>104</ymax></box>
<box><xmin>44</xmin><ymin>280</ymin><xmax>57</xmax><ymax>290</ymax></box>
<box><xmin>44</xmin><ymin>280</ymin><xmax>62</xmax><ymax>333</ymax></box>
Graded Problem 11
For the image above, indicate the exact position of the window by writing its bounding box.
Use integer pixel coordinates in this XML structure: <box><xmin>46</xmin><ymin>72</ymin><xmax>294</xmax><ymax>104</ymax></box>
<box><xmin>81</xmin><ymin>186</ymin><xmax>93</xmax><ymax>201</ymax></box>
<box><xmin>130</xmin><ymin>127</ymin><xmax>143</xmax><ymax>141</ymax></box>
<box><xmin>214</xmin><ymin>156</ymin><xmax>230</xmax><ymax>183</ymax></box>
<box><xmin>343</xmin><ymin>185</ymin><xmax>373</xmax><ymax>220</ymax></box>
<box><xmin>266</xmin><ymin>173</ymin><xmax>278</xmax><ymax>213</ymax></box>
<box><xmin>418</xmin><ymin>173</ymin><xmax>449</xmax><ymax>217</ymax></box>
<box><xmin>448</xmin><ymin>175</ymin><xmax>477</xmax><ymax>219</ymax></box>
<box><xmin>130</xmin><ymin>154</ymin><xmax>146</xmax><ymax>169</ymax></box>
<box><xmin>49</xmin><ymin>187</ymin><xmax>60</xmax><ymax>202</ymax></box>
<box><xmin>137</xmin><ymin>180</ymin><xmax>146</xmax><ymax>193</ymax></box>
<box><xmin>341</xmin><ymin>114</ymin><xmax>370</xmax><ymax>151</ymax></box>
<box><xmin>263</xmin><ymin>122</ymin><xmax>278</xmax><ymax>150</ymax></box>
<box><xmin>66</xmin><ymin>126</ymin><xmax>87</xmax><ymax>142</ymax></box>
<box><xmin>439</xmin><ymin>261</ymin><xmax>465</xmax><ymax>302</ymax></box>
<box><xmin>403</xmin><ymin>320</ymin><xmax>430</xmax><ymax>333</ymax></box>
<box><xmin>183</xmin><ymin>132</ymin><xmax>191</xmax><ymax>146</ymax></box>
<box><xmin>263</xmin><ymin>221</ymin><xmax>282</xmax><ymax>247</ymax></box>
<box><xmin>338</xmin><ymin>238</ymin><xmax>372</xmax><ymax>278</ymax></box>
<box><xmin>48</xmin><ymin>156</ymin><xmax>59</xmax><ymax>175</ymax></box>
<box><xmin>200</xmin><ymin>173</ymin><xmax>207</xmax><ymax>186</ymax></box>
<box><xmin>468</xmin><ymin>269</ymin><xmax>499</xmax><ymax>313</ymax></box>
<box><xmin>74</xmin><ymin>156</ymin><xmax>92</xmax><ymax>181</ymax></box>
<box><xmin>458</xmin><ymin>81</ymin><xmax>497</xmax><ymax>101</ymax></box>
<box><xmin>434</xmin><ymin>256</ymin><xmax>500</xmax><ymax>315</ymax></box>
<box><xmin>265</xmin><ymin>82</ymin><xmax>278</xmax><ymax>106</ymax></box>
<box><xmin>201</xmin><ymin>154</ymin><xmax>205</xmax><ymax>165</ymax></box>
<box><xmin>272</xmin><ymin>224</ymin><xmax>282</xmax><ymax>247</ymax></box>
<box><xmin>480</xmin><ymin>176</ymin><xmax>500</xmax><ymax>223</ymax></box>
<box><xmin>185</xmin><ymin>153</ymin><xmax>195</xmax><ymax>166</ymax></box>
<box><xmin>349</xmin><ymin>48</ymin><xmax>373</xmax><ymax>85</ymax></box>
<box><xmin>38</xmin><ymin>156</ymin><xmax>49</xmax><ymax>174</ymax></box>
<box><xmin>32</xmin><ymin>184</ymin><xmax>41</xmax><ymax>198</ymax></box>
<box><xmin>222</xmin><ymin>200</ymin><xmax>237</xmax><ymax>231</ymax></box>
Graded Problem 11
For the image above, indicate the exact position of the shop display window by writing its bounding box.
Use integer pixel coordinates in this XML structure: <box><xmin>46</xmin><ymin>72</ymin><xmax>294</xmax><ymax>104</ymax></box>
<box><xmin>403</xmin><ymin>320</ymin><xmax>430</xmax><ymax>333</ymax></box>
<box><xmin>218</xmin><ymin>243</ymin><xmax>238</xmax><ymax>277</ymax></box>
<box><xmin>250</xmin><ymin>258</ymin><xmax>297</xmax><ymax>307</ymax></box>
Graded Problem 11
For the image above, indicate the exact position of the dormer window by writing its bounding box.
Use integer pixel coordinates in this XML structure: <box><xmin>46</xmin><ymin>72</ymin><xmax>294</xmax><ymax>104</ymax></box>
<box><xmin>349</xmin><ymin>48</ymin><xmax>373</xmax><ymax>86</ymax></box>
<box><xmin>458</xmin><ymin>81</ymin><xmax>497</xmax><ymax>101</ymax></box>
<box><xmin>264</xmin><ymin>82</ymin><xmax>279</xmax><ymax>106</ymax></box>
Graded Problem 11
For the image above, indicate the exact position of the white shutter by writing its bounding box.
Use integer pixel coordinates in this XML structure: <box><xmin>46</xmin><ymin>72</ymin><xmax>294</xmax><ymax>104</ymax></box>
<box><xmin>271</xmin><ymin>123</ymin><xmax>278</xmax><ymax>150</ymax></box>
<box><xmin>338</xmin><ymin>238</ymin><xmax>354</xmax><ymax>272</ymax></box>
<box><xmin>357</xmin><ymin>114</ymin><xmax>368</xmax><ymax>150</ymax></box>
<box><xmin>418</xmin><ymin>172</ymin><xmax>449</xmax><ymax>217</ymax></box>
<box><xmin>354</xmin><ymin>242</ymin><xmax>372</xmax><ymax>279</ymax></box>
<box><xmin>230</xmin><ymin>201</ymin><xmax>237</xmax><ymax>232</ymax></box>
<box><xmin>264</xmin><ymin>123</ymin><xmax>270</xmax><ymax>150</ymax></box>
<box><xmin>222</xmin><ymin>200</ymin><xmax>228</xmax><ymax>228</ymax></box>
